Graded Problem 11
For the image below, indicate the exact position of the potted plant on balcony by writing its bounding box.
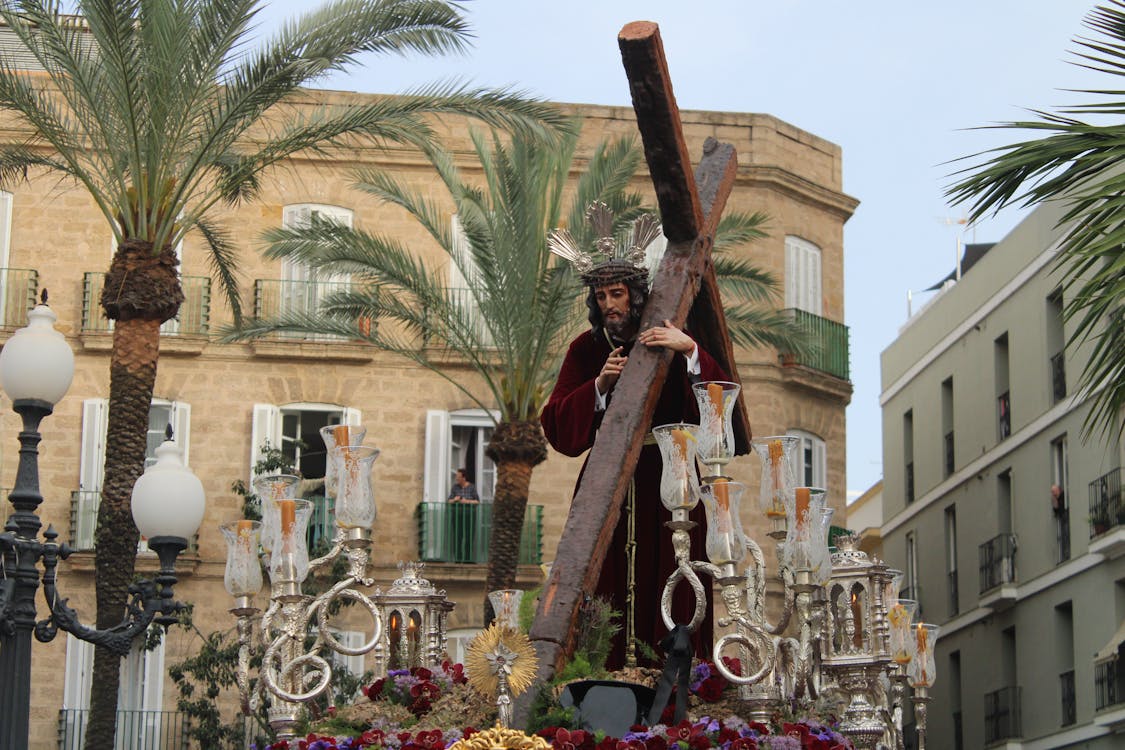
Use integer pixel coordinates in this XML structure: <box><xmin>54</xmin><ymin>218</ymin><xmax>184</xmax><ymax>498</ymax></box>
<box><xmin>1090</xmin><ymin>510</ymin><xmax>1112</xmax><ymax>536</ymax></box>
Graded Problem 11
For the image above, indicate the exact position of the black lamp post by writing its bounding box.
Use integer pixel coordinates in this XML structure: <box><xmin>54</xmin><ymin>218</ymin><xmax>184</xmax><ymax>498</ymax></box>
<box><xmin>0</xmin><ymin>293</ymin><xmax>204</xmax><ymax>750</ymax></box>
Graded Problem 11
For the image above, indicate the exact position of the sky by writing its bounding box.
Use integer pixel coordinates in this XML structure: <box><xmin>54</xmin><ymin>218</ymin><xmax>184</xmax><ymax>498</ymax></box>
<box><xmin>262</xmin><ymin>0</ymin><xmax>1107</xmax><ymax>500</ymax></box>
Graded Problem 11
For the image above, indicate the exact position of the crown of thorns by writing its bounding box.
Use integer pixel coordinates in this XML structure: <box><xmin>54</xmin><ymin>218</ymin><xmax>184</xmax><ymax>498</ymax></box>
<box><xmin>547</xmin><ymin>202</ymin><xmax>662</xmax><ymax>285</ymax></box>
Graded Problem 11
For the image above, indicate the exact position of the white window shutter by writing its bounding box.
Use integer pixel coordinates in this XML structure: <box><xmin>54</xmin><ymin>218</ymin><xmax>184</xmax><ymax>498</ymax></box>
<box><xmin>784</xmin><ymin>238</ymin><xmax>797</xmax><ymax>309</ymax></box>
<box><xmin>250</xmin><ymin>403</ymin><xmax>282</xmax><ymax>482</ymax></box>
<box><xmin>172</xmin><ymin>401</ymin><xmax>192</xmax><ymax>466</ymax></box>
<box><xmin>813</xmin><ymin>437</ymin><xmax>827</xmax><ymax>489</ymax></box>
<box><xmin>283</xmin><ymin>205</ymin><xmax>311</xmax><ymax>229</ymax></box>
<box><xmin>423</xmin><ymin>410</ymin><xmax>450</xmax><ymax>502</ymax></box>
<box><xmin>63</xmin><ymin>635</ymin><xmax>94</xmax><ymax>710</ymax></box>
<box><xmin>343</xmin><ymin>407</ymin><xmax>362</xmax><ymax>426</ymax></box>
<box><xmin>80</xmin><ymin>399</ymin><xmax>108</xmax><ymax>491</ymax></box>
<box><xmin>449</xmin><ymin>215</ymin><xmax>471</xmax><ymax>288</ymax></box>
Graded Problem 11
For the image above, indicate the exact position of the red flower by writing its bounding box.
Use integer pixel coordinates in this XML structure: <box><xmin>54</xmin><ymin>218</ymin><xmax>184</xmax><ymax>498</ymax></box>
<box><xmin>362</xmin><ymin>678</ymin><xmax>386</xmax><ymax>701</ymax></box>
<box><xmin>596</xmin><ymin>737</ymin><xmax>618</xmax><ymax>750</ymax></box>
<box><xmin>448</xmin><ymin>662</ymin><xmax>468</xmax><ymax>684</ymax></box>
<box><xmin>409</xmin><ymin>696</ymin><xmax>432</xmax><ymax>716</ymax></box>
<box><xmin>415</xmin><ymin>729</ymin><xmax>445</xmax><ymax>750</ymax></box>
<box><xmin>616</xmin><ymin>741</ymin><xmax>647</xmax><ymax>750</ymax></box>
<box><xmin>721</xmin><ymin>656</ymin><xmax>742</xmax><ymax>677</ymax></box>
<box><xmin>695</xmin><ymin>676</ymin><xmax>725</xmax><ymax>703</ymax></box>
<box><xmin>747</xmin><ymin>722</ymin><xmax>770</xmax><ymax>736</ymax></box>
<box><xmin>659</xmin><ymin>704</ymin><xmax>677</xmax><ymax>725</ymax></box>
<box><xmin>728</xmin><ymin>739</ymin><xmax>758</xmax><ymax>750</ymax></box>
<box><xmin>360</xmin><ymin>729</ymin><xmax>386</xmax><ymax>747</ymax></box>
<box><xmin>463</xmin><ymin>728</ymin><xmax>479</xmax><ymax>739</ymax></box>
<box><xmin>553</xmin><ymin>728</ymin><xmax>592</xmax><ymax>750</ymax></box>
<box><xmin>413</xmin><ymin>667</ymin><xmax>434</xmax><ymax>681</ymax></box>
<box><xmin>783</xmin><ymin>723</ymin><xmax>811</xmax><ymax>742</ymax></box>
<box><xmin>666</xmin><ymin>719</ymin><xmax>705</xmax><ymax>744</ymax></box>
<box><xmin>397</xmin><ymin>732</ymin><xmax>414</xmax><ymax>744</ymax></box>
<box><xmin>805</xmin><ymin>738</ymin><xmax>831</xmax><ymax>750</ymax></box>
<box><xmin>410</xmin><ymin>680</ymin><xmax>441</xmax><ymax>700</ymax></box>
<box><xmin>716</xmin><ymin>727</ymin><xmax>739</xmax><ymax>744</ymax></box>
<box><xmin>538</xmin><ymin>727</ymin><xmax>560</xmax><ymax>741</ymax></box>
<box><xmin>643</xmin><ymin>736</ymin><xmax>668</xmax><ymax>750</ymax></box>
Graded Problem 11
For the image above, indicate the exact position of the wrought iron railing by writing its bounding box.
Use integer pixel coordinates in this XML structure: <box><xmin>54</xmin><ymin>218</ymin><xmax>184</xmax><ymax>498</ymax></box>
<box><xmin>979</xmin><ymin>533</ymin><xmax>1017</xmax><ymax>593</ymax></box>
<box><xmin>70</xmin><ymin>490</ymin><xmax>197</xmax><ymax>553</ymax></box>
<box><xmin>0</xmin><ymin>267</ymin><xmax>38</xmax><ymax>329</ymax></box>
<box><xmin>1089</xmin><ymin>467</ymin><xmax>1122</xmax><ymax>537</ymax></box>
<box><xmin>781</xmin><ymin>308</ymin><xmax>850</xmax><ymax>380</ymax></box>
<box><xmin>943</xmin><ymin>431</ymin><xmax>955</xmax><ymax>477</ymax></box>
<box><xmin>306</xmin><ymin>494</ymin><xmax>335</xmax><ymax>553</ymax></box>
<box><xmin>1056</xmin><ymin>510</ymin><xmax>1071</xmax><ymax>564</ymax></box>
<box><xmin>416</xmin><ymin>502</ymin><xmax>542</xmax><ymax>565</ymax></box>
<box><xmin>1060</xmin><ymin>669</ymin><xmax>1076</xmax><ymax>726</ymax></box>
<box><xmin>252</xmin><ymin>277</ymin><xmax>351</xmax><ymax>340</ymax></box>
<box><xmin>82</xmin><ymin>272</ymin><xmax>211</xmax><ymax>335</ymax></box>
<box><xmin>1096</xmin><ymin>658</ymin><xmax>1123</xmax><ymax>710</ymax></box>
<box><xmin>998</xmin><ymin>391</ymin><xmax>1011</xmax><ymax>439</ymax></box>
<box><xmin>984</xmin><ymin>686</ymin><xmax>1021</xmax><ymax>743</ymax></box>
<box><xmin>947</xmin><ymin>570</ymin><xmax>958</xmax><ymax>617</ymax></box>
<box><xmin>1050</xmin><ymin>351</ymin><xmax>1066</xmax><ymax>403</ymax></box>
<box><xmin>905</xmin><ymin>462</ymin><xmax>914</xmax><ymax>505</ymax></box>
<box><xmin>58</xmin><ymin>708</ymin><xmax>188</xmax><ymax>750</ymax></box>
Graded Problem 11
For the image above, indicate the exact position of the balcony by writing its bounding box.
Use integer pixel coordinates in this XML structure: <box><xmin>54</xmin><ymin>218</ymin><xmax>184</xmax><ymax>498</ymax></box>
<box><xmin>1061</xmin><ymin>669</ymin><xmax>1076</xmax><ymax>726</ymax></box>
<box><xmin>781</xmin><ymin>308</ymin><xmax>850</xmax><ymax>381</ymax></box>
<box><xmin>1097</xmin><ymin>659</ymin><xmax>1124</xmax><ymax>711</ymax></box>
<box><xmin>905</xmin><ymin>461</ymin><xmax>915</xmax><ymax>505</ymax></box>
<box><xmin>1050</xmin><ymin>351</ymin><xmax>1066</xmax><ymax>403</ymax></box>
<box><xmin>979</xmin><ymin>533</ymin><xmax>1018</xmax><ymax>609</ymax></box>
<box><xmin>58</xmin><ymin>708</ymin><xmax>187</xmax><ymax>750</ymax></box>
<box><xmin>984</xmin><ymin>686</ymin><xmax>1022</xmax><ymax>744</ymax></box>
<box><xmin>253</xmin><ymin>277</ymin><xmax>351</xmax><ymax>341</ymax></box>
<box><xmin>82</xmin><ymin>272</ymin><xmax>211</xmax><ymax>336</ymax></box>
<box><xmin>423</xmin><ymin>287</ymin><xmax>494</xmax><ymax>347</ymax></box>
<box><xmin>997</xmin><ymin>391</ymin><xmax>1011</xmax><ymax>440</ymax></box>
<box><xmin>417</xmin><ymin>502</ymin><xmax>542</xmax><ymax>565</ymax></box>
<box><xmin>0</xmin><ymin>268</ymin><xmax>38</xmax><ymax>330</ymax></box>
<box><xmin>943</xmin><ymin>430</ymin><xmax>955</xmax><ymax>477</ymax></box>
<box><xmin>1089</xmin><ymin>468</ymin><xmax>1125</xmax><ymax>557</ymax></box>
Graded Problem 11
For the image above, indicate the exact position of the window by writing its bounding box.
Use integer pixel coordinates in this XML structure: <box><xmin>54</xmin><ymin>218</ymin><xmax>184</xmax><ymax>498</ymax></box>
<box><xmin>327</xmin><ymin>629</ymin><xmax>369</xmax><ymax>689</ymax></box>
<box><xmin>945</xmin><ymin>506</ymin><xmax>958</xmax><ymax>616</ymax></box>
<box><xmin>425</xmin><ymin>409</ymin><xmax>498</xmax><ymax>502</ymax></box>
<box><xmin>1047</xmin><ymin>291</ymin><xmax>1066</xmax><ymax>403</ymax></box>
<box><xmin>280</xmin><ymin>204</ymin><xmax>352</xmax><ymax>332</ymax></box>
<box><xmin>250</xmin><ymin>402</ymin><xmax>360</xmax><ymax>484</ymax></box>
<box><xmin>903</xmin><ymin>410</ymin><xmax>914</xmax><ymax>504</ymax></box>
<box><xmin>62</xmin><ymin>629</ymin><xmax>165</xmax><ymax>749</ymax></box>
<box><xmin>996</xmin><ymin>332</ymin><xmax>1011</xmax><ymax>439</ymax></box>
<box><xmin>77</xmin><ymin>398</ymin><xmax>190</xmax><ymax>550</ymax></box>
<box><xmin>447</xmin><ymin>215</ymin><xmax>493</xmax><ymax>346</ymax></box>
<box><xmin>1051</xmin><ymin>436</ymin><xmax>1069</xmax><ymax>563</ymax></box>
<box><xmin>941</xmin><ymin>377</ymin><xmax>954</xmax><ymax>477</ymax></box>
<box><xmin>950</xmin><ymin>651</ymin><xmax>963</xmax><ymax>750</ymax></box>
<box><xmin>784</xmin><ymin>236</ymin><xmax>822</xmax><ymax>315</ymax></box>
<box><xmin>0</xmin><ymin>190</ymin><xmax>18</xmax><ymax>328</ymax></box>
<box><xmin>787</xmin><ymin>429</ymin><xmax>826</xmax><ymax>490</ymax></box>
<box><xmin>904</xmin><ymin>530</ymin><xmax>920</xmax><ymax>616</ymax></box>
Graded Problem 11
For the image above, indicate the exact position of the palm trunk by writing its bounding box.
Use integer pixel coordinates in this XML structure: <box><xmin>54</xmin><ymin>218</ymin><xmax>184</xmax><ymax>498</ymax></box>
<box><xmin>483</xmin><ymin>420</ymin><xmax>548</xmax><ymax>623</ymax></box>
<box><xmin>85</xmin><ymin>240</ymin><xmax>181</xmax><ymax>750</ymax></box>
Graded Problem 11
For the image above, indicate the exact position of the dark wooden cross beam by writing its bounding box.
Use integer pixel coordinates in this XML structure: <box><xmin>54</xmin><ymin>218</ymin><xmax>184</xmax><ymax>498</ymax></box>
<box><xmin>518</xmin><ymin>21</ymin><xmax>752</xmax><ymax>719</ymax></box>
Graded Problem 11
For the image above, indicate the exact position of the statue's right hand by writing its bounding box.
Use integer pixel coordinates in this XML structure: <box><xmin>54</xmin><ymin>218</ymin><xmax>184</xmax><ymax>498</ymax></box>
<box><xmin>596</xmin><ymin>346</ymin><xmax>627</xmax><ymax>395</ymax></box>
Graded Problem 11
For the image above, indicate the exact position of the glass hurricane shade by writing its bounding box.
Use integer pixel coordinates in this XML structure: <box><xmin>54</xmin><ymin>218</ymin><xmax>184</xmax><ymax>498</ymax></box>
<box><xmin>883</xmin><ymin>569</ymin><xmax>905</xmax><ymax>607</ymax></box>
<box><xmin>268</xmin><ymin>498</ymin><xmax>313</xmax><ymax>583</ymax></box>
<box><xmin>751</xmin><ymin>436</ymin><xmax>799</xmax><ymax>521</ymax></box>
<box><xmin>488</xmin><ymin>589</ymin><xmax>523</xmax><ymax>630</ymax></box>
<box><xmin>254</xmin><ymin>474</ymin><xmax>300</xmax><ymax>553</ymax></box>
<box><xmin>221</xmin><ymin>520</ymin><xmax>263</xmax><ymax>597</ymax></box>
<box><xmin>0</xmin><ymin>302</ymin><xmax>75</xmax><ymax>405</ymax></box>
<box><xmin>907</xmin><ymin>623</ymin><xmax>941</xmax><ymax>687</ymax></box>
<box><xmin>131</xmin><ymin>439</ymin><xmax>205</xmax><ymax>540</ymax></box>
<box><xmin>320</xmin><ymin>423</ymin><xmax>368</xmax><ymax>497</ymax></box>
<box><xmin>887</xmin><ymin>599</ymin><xmax>919</xmax><ymax>666</ymax></box>
<box><xmin>652</xmin><ymin>423</ymin><xmax>701</xmax><ymax>511</ymax></box>
<box><xmin>691</xmin><ymin>381</ymin><xmax>740</xmax><ymax>466</ymax></box>
<box><xmin>781</xmin><ymin>488</ymin><xmax>831</xmax><ymax>579</ymax></box>
<box><xmin>700</xmin><ymin>479</ymin><xmax>748</xmax><ymax>565</ymax></box>
<box><xmin>333</xmin><ymin>445</ymin><xmax>379</xmax><ymax>529</ymax></box>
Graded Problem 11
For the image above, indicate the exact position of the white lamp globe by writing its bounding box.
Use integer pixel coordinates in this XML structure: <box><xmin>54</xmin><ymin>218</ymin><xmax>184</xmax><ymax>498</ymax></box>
<box><xmin>132</xmin><ymin>438</ymin><xmax>205</xmax><ymax>540</ymax></box>
<box><xmin>0</xmin><ymin>301</ymin><xmax>75</xmax><ymax>405</ymax></box>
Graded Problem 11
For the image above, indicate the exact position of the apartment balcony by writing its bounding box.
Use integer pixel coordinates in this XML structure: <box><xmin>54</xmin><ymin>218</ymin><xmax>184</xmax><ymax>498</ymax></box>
<box><xmin>1089</xmin><ymin>467</ymin><xmax>1125</xmax><ymax>557</ymax></box>
<box><xmin>417</xmin><ymin>502</ymin><xmax>543</xmax><ymax>565</ymax></box>
<box><xmin>1095</xmin><ymin>657</ymin><xmax>1125</xmax><ymax>732</ymax></box>
<box><xmin>0</xmin><ymin>267</ymin><xmax>38</xmax><ymax>330</ymax></box>
<box><xmin>984</xmin><ymin>686</ymin><xmax>1022</xmax><ymax>744</ymax></box>
<box><xmin>82</xmin><ymin>272</ymin><xmax>211</xmax><ymax>336</ymax></box>
<box><xmin>978</xmin><ymin>533</ymin><xmax>1018</xmax><ymax>610</ymax></box>
<box><xmin>781</xmin><ymin>308</ymin><xmax>850</xmax><ymax>381</ymax></box>
<box><xmin>252</xmin><ymin>277</ymin><xmax>351</xmax><ymax>341</ymax></box>
<box><xmin>1050</xmin><ymin>351</ymin><xmax>1066</xmax><ymax>403</ymax></box>
<box><xmin>58</xmin><ymin>708</ymin><xmax>187</xmax><ymax>750</ymax></box>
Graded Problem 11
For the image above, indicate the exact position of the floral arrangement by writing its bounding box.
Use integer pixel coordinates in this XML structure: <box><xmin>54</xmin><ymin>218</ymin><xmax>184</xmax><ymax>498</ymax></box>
<box><xmin>361</xmin><ymin>662</ymin><xmax>469</xmax><ymax>718</ymax></box>
<box><xmin>275</xmin><ymin>717</ymin><xmax>853</xmax><ymax>750</ymax></box>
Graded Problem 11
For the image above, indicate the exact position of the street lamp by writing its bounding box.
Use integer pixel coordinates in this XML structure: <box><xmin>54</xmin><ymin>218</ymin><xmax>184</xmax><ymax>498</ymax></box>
<box><xmin>0</xmin><ymin>292</ymin><xmax>203</xmax><ymax>749</ymax></box>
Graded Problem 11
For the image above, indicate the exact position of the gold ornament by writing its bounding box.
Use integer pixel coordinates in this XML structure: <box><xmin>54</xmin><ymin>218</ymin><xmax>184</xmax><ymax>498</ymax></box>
<box><xmin>448</xmin><ymin>725</ymin><xmax>551</xmax><ymax>750</ymax></box>
<box><xmin>465</xmin><ymin>623</ymin><xmax>538</xmax><ymax>699</ymax></box>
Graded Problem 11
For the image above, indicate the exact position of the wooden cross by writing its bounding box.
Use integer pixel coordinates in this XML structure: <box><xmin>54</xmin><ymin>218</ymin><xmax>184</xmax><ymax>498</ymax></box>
<box><xmin>519</xmin><ymin>21</ymin><xmax>752</xmax><ymax>718</ymax></box>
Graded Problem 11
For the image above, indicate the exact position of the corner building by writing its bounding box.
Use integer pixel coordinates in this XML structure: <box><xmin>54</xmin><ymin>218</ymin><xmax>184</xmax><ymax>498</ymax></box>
<box><xmin>0</xmin><ymin>85</ymin><xmax>855</xmax><ymax>747</ymax></box>
<box><xmin>879</xmin><ymin>202</ymin><xmax>1125</xmax><ymax>748</ymax></box>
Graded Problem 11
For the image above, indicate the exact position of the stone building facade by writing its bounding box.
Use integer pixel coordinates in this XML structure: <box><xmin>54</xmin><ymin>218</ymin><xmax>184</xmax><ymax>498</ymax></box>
<box><xmin>0</xmin><ymin>89</ymin><xmax>855</xmax><ymax>747</ymax></box>
<box><xmin>879</xmin><ymin>201</ymin><xmax>1125</xmax><ymax>748</ymax></box>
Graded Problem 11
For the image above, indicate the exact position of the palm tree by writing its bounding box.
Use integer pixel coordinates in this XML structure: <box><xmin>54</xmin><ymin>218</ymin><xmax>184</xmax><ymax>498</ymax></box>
<box><xmin>0</xmin><ymin>1</ymin><xmax>563</xmax><ymax>745</ymax></box>
<box><xmin>947</xmin><ymin>1</ymin><xmax>1125</xmax><ymax>439</ymax></box>
<box><xmin>228</xmin><ymin>126</ymin><xmax>811</xmax><ymax>617</ymax></box>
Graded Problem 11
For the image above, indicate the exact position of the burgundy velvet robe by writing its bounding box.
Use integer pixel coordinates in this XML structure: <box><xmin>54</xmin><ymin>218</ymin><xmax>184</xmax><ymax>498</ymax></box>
<box><xmin>540</xmin><ymin>329</ymin><xmax>727</xmax><ymax>669</ymax></box>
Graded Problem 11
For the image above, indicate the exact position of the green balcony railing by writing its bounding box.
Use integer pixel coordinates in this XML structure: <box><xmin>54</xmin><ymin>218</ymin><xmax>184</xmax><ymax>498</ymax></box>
<box><xmin>782</xmin><ymin>308</ymin><xmax>850</xmax><ymax>380</ymax></box>
<box><xmin>58</xmin><ymin>708</ymin><xmax>188</xmax><ymax>750</ymax></box>
<box><xmin>417</xmin><ymin>502</ymin><xmax>542</xmax><ymax>565</ymax></box>
<box><xmin>82</xmin><ymin>272</ymin><xmax>211</xmax><ymax>335</ymax></box>
<box><xmin>0</xmin><ymin>268</ymin><xmax>38</xmax><ymax>329</ymax></box>
<box><xmin>253</xmin><ymin>277</ymin><xmax>352</xmax><ymax>340</ymax></box>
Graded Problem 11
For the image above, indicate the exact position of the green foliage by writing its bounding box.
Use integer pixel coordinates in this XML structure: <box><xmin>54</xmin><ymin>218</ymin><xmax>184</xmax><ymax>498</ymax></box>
<box><xmin>518</xmin><ymin>585</ymin><xmax>542</xmax><ymax>632</ymax></box>
<box><xmin>573</xmin><ymin>596</ymin><xmax>621</xmax><ymax>676</ymax></box>
<box><xmin>526</xmin><ymin>686</ymin><xmax>578</xmax><ymax>734</ymax></box>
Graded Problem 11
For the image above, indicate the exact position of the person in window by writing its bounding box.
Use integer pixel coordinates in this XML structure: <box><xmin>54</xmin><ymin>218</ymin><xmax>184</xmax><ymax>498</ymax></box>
<box><xmin>541</xmin><ymin>214</ymin><xmax>728</xmax><ymax>669</ymax></box>
<box><xmin>1051</xmin><ymin>483</ymin><xmax>1065</xmax><ymax>514</ymax></box>
<box><xmin>448</xmin><ymin>468</ymin><xmax>480</xmax><ymax>563</ymax></box>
